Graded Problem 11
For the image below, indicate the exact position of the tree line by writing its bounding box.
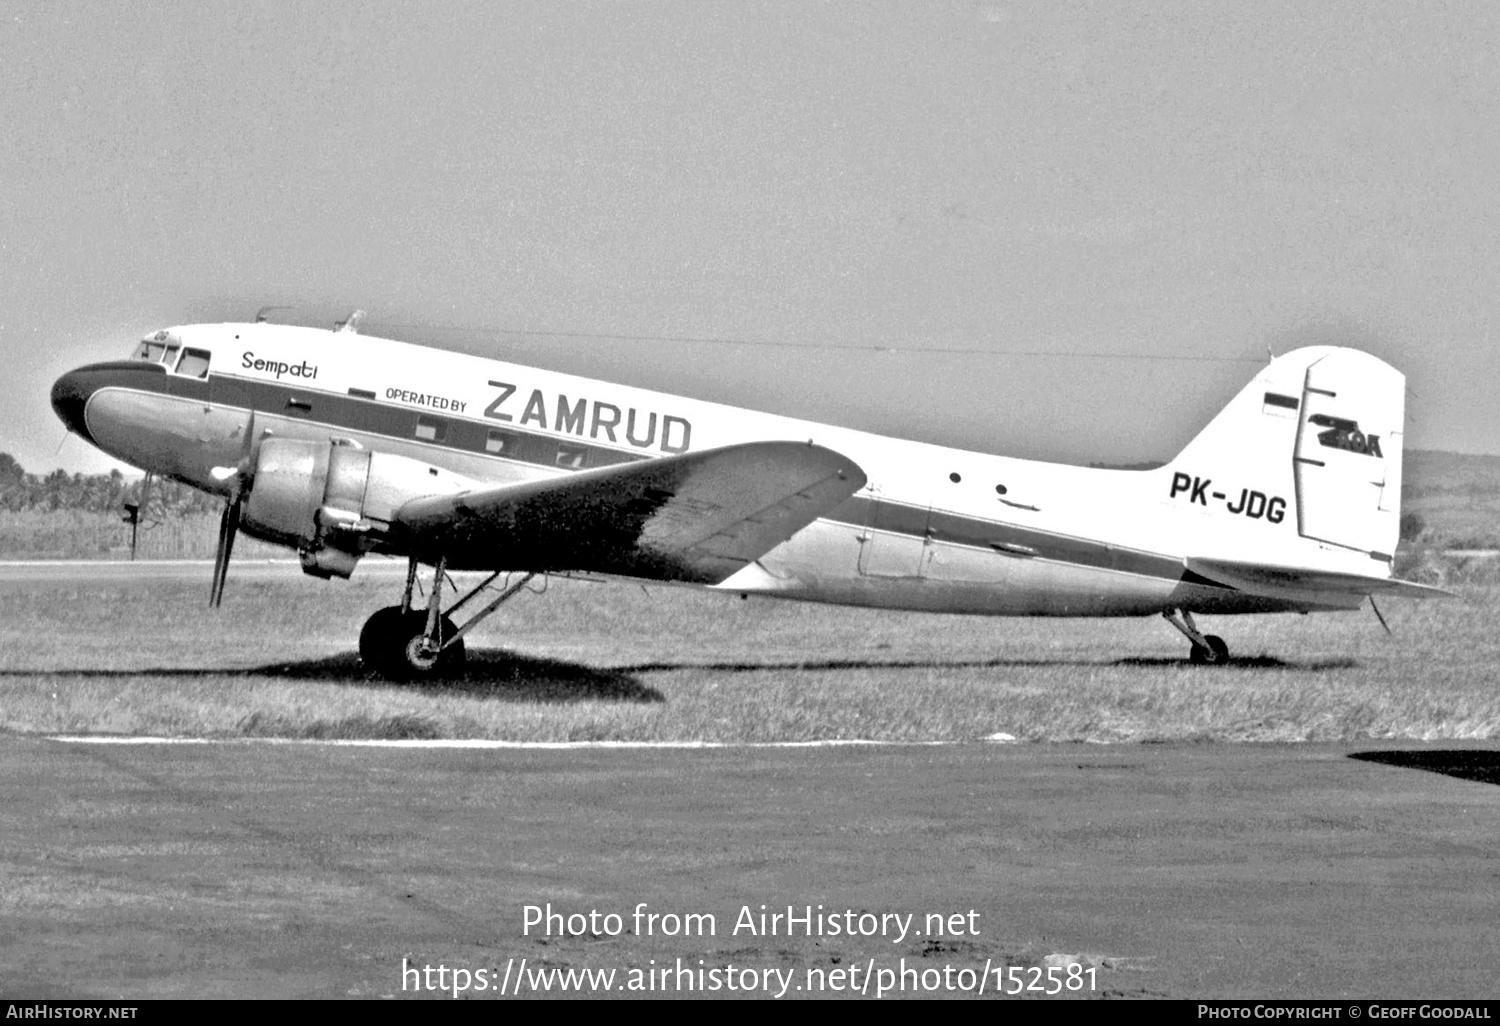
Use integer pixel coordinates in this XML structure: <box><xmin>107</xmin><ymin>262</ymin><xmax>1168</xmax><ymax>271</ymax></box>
<box><xmin>0</xmin><ymin>453</ymin><xmax>220</xmax><ymax>518</ymax></box>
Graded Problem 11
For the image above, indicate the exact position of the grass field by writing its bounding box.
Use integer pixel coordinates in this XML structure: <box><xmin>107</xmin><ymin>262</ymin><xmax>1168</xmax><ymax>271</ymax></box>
<box><xmin>2</xmin><ymin>568</ymin><xmax>1496</xmax><ymax>744</ymax></box>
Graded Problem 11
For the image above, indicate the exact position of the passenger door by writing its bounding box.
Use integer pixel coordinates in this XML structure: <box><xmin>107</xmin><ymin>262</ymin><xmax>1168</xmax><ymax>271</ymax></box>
<box><xmin>857</xmin><ymin>488</ymin><xmax>930</xmax><ymax>578</ymax></box>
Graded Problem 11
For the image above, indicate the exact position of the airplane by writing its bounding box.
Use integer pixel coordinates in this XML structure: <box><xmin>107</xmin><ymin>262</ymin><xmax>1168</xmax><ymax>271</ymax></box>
<box><xmin>49</xmin><ymin>315</ymin><xmax>1446</xmax><ymax>679</ymax></box>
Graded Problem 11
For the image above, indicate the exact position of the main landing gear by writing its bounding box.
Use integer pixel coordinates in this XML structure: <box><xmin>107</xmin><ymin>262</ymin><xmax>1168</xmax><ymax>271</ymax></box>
<box><xmin>1162</xmin><ymin>608</ymin><xmax>1230</xmax><ymax>665</ymax></box>
<box><xmin>358</xmin><ymin>556</ymin><xmax>537</xmax><ymax>681</ymax></box>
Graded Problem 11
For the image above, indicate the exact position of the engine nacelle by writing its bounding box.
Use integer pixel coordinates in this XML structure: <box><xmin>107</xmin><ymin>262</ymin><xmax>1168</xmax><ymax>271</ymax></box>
<box><xmin>240</xmin><ymin>437</ymin><xmax>475</xmax><ymax>578</ymax></box>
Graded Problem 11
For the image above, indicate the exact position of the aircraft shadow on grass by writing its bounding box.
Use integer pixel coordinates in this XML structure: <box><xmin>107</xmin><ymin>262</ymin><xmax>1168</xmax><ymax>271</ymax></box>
<box><xmin>2</xmin><ymin>651</ymin><xmax>663</xmax><ymax>704</ymax></box>
<box><xmin>261</xmin><ymin>651</ymin><xmax>666</xmax><ymax>703</ymax></box>
<box><xmin>1115</xmin><ymin>655</ymin><xmax>1358</xmax><ymax>670</ymax></box>
<box><xmin>2</xmin><ymin>651</ymin><xmax>1357</xmax><ymax>704</ymax></box>
<box><xmin>611</xmin><ymin>654</ymin><xmax>1359</xmax><ymax>673</ymax></box>
<box><xmin>1348</xmin><ymin>750</ymin><xmax>1500</xmax><ymax>787</ymax></box>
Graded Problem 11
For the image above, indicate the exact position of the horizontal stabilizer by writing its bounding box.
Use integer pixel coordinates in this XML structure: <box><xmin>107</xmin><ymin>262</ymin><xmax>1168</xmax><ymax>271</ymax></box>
<box><xmin>1186</xmin><ymin>556</ymin><xmax>1454</xmax><ymax>602</ymax></box>
<box><xmin>392</xmin><ymin>441</ymin><xmax>866</xmax><ymax>583</ymax></box>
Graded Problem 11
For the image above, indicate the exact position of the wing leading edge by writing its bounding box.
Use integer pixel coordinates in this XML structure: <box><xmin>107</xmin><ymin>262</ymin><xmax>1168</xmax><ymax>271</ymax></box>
<box><xmin>391</xmin><ymin>441</ymin><xmax>867</xmax><ymax>583</ymax></box>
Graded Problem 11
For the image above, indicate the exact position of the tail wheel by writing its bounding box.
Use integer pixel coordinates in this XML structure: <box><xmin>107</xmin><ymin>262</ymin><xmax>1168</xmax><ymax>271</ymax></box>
<box><xmin>1189</xmin><ymin>634</ymin><xmax>1230</xmax><ymax>665</ymax></box>
<box><xmin>360</xmin><ymin>606</ymin><xmax>466</xmax><ymax>681</ymax></box>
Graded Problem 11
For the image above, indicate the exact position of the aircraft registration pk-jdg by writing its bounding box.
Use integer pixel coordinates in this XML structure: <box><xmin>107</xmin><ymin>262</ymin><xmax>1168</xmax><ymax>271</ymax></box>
<box><xmin>50</xmin><ymin>317</ymin><xmax>1446</xmax><ymax>679</ymax></box>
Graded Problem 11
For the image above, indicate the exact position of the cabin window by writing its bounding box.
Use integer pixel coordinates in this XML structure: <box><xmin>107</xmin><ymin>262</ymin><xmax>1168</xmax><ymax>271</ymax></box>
<box><xmin>555</xmin><ymin>445</ymin><xmax>587</xmax><ymax>469</ymax></box>
<box><xmin>485</xmin><ymin>429</ymin><xmax>517</xmax><ymax>455</ymax></box>
<box><xmin>414</xmin><ymin>416</ymin><xmax>448</xmax><ymax>443</ymax></box>
<box><xmin>174</xmin><ymin>348</ymin><xmax>211</xmax><ymax>378</ymax></box>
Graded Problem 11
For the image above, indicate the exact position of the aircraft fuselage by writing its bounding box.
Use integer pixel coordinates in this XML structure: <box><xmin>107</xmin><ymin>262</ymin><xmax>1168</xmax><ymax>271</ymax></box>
<box><xmin>51</xmin><ymin>322</ymin><xmax>1374</xmax><ymax>621</ymax></box>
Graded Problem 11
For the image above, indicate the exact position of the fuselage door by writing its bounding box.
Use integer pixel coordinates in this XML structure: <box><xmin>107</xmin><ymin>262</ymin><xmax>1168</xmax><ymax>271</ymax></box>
<box><xmin>857</xmin><ymin>489</ymin><xmax>930</xmax><ymax>578</ymax></box>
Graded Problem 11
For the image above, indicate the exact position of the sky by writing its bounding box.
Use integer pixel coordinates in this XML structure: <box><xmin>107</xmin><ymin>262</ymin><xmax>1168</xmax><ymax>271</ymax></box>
<box><xmin>4</xmin><ymin>0</ymin><xmax>1498</xmax><ymax>476</ymax></box>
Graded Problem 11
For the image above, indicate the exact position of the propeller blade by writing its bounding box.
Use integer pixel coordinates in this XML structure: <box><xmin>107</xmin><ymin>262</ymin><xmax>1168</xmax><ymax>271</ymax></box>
<box><xmin>210</xmin><ymin>409</ymin><xmax>258</xmax><ymax>608</ymax></box>
<box><xmin>210</xmin><ymin>495</ymin><xmax>240</xmax><ymax>608</ymax></box>
<box><xmin>239</xmin><ymin>408</ymin><xmax>257</xmax><ymax>470</ymax></box>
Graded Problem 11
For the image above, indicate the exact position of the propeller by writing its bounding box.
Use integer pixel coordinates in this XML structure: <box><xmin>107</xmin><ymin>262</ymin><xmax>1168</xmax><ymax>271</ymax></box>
<box><xmin>208</xmin><ymin>410</ymin><xmax>258</xmax><ymax>607</ymax></box>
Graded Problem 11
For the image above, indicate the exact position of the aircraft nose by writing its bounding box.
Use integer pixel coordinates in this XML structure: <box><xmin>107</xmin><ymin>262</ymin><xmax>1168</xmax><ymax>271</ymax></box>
<box><xmin>51</xmin><ymin>368</ymin><xmax>96</xmax><ymax>443</ymax></box>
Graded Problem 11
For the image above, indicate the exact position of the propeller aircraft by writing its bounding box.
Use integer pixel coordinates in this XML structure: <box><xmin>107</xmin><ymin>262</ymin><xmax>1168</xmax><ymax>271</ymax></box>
<box><xmin>50</xmin><ymin>317</ymin><xmax>1444</xmax><ymax>679</ymax></box>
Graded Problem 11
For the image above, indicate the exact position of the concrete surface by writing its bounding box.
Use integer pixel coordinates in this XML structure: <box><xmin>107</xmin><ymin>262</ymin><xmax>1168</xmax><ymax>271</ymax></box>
<box><xmin>2</xmin><ymin>735</ymin><xmax>1497</xmax><ymax>999</ymax></box>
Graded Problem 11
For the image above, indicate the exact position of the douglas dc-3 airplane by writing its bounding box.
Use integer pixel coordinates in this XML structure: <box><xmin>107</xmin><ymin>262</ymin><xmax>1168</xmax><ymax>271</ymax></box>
<box><xmin>50</xmin><ymin>317</ymin><xmax>1444</xmax><ymax>679</ymax></box>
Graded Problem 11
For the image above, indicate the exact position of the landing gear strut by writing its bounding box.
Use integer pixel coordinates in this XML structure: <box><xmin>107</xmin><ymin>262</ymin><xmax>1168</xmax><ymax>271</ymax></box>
<box><xmin>358</xmin><ymin>556</ymin><xmax>537</xmax><ymax>681</ymax></box>
<box><xmin>1162</xmin><ymin>608</ymin><xmax>1230</xmax><ymax>665</ymax></box>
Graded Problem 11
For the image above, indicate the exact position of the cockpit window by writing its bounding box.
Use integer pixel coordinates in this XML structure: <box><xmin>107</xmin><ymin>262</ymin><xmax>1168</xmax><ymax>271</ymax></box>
<box><xmin>132</xmin><ymin>333</ymin><xmax>210</xmax><ymax>376</ymax></box>
<box><xmin>174</xmin><ymin>348</ymin><xmax>211</xmax><ymax>378</ymax></box>
<box><xmin>133</xmin><ymin>330</ymin><xmax>183</xmax><ymax>365</ymax></box>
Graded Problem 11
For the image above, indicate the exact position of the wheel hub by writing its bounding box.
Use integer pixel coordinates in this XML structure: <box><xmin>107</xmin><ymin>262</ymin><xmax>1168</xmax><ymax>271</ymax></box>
<box><xmin>404</xmin><ymin>635</ymin><xmax>441</xmax><ymax>670</ymax></box>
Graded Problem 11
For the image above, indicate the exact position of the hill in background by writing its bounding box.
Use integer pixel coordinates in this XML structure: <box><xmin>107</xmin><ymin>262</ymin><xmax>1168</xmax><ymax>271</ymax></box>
<box><xmin>1403</xmin><ymin>450</ymin><xmax>1500</xmax><ymax>548</ymax></box>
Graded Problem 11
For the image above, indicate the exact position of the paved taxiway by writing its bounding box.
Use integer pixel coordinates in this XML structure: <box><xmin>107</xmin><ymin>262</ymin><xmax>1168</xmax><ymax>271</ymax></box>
<box><xmin>3</xmin><ymin>734</ymin><xmax>1497</xmax><ymax>999</ymax></box>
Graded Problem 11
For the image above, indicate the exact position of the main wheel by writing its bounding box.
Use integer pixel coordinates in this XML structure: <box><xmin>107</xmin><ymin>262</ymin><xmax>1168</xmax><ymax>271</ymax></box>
<box><xmin>1189</xmin><ymin>634</ymin><xmax>1230</xmax><ymax>665</ymax></box>
<box><xmin>359</xmin><ymin>606</ymin><xmax>408</xmax><ymax>670</ymax></box>
<box><xmin>360</xmin><ymin>607</ymin><xmax>466</xmax><ymax>681</ymax></box>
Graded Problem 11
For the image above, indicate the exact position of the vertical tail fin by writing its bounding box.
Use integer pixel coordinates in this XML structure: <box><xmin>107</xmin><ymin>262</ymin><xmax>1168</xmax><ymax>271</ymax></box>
<box><xmin>1160</xmin><ymin>347</ymin><xmax>1405</xmax><ymax>571</ymax></box>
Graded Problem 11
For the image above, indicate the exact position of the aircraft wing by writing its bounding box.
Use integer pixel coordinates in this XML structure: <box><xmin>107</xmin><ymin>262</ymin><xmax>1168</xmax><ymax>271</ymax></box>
<box><xmin>389</xmin><ymin>441</ymin><xmax>866</xmax><ymax>583</ymax></box>
<box><xmin>1185</xmin><ymin>556</ymin><xmax>1455</xmax><ymax>602</ymax></box>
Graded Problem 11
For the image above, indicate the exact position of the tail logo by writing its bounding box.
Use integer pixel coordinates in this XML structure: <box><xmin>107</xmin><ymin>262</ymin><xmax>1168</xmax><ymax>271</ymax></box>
<box><xmin>1308</xmin><ymin>415</ymin><xmax>1382</xmax><ymax>458</ymax></box>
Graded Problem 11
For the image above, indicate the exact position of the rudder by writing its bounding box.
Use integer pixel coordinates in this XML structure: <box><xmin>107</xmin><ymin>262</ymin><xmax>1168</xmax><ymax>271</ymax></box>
<box><xmin>1290</xmin><ymin>349</ymin><xmax>1404</xmax><ymax>561</ymax></box>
